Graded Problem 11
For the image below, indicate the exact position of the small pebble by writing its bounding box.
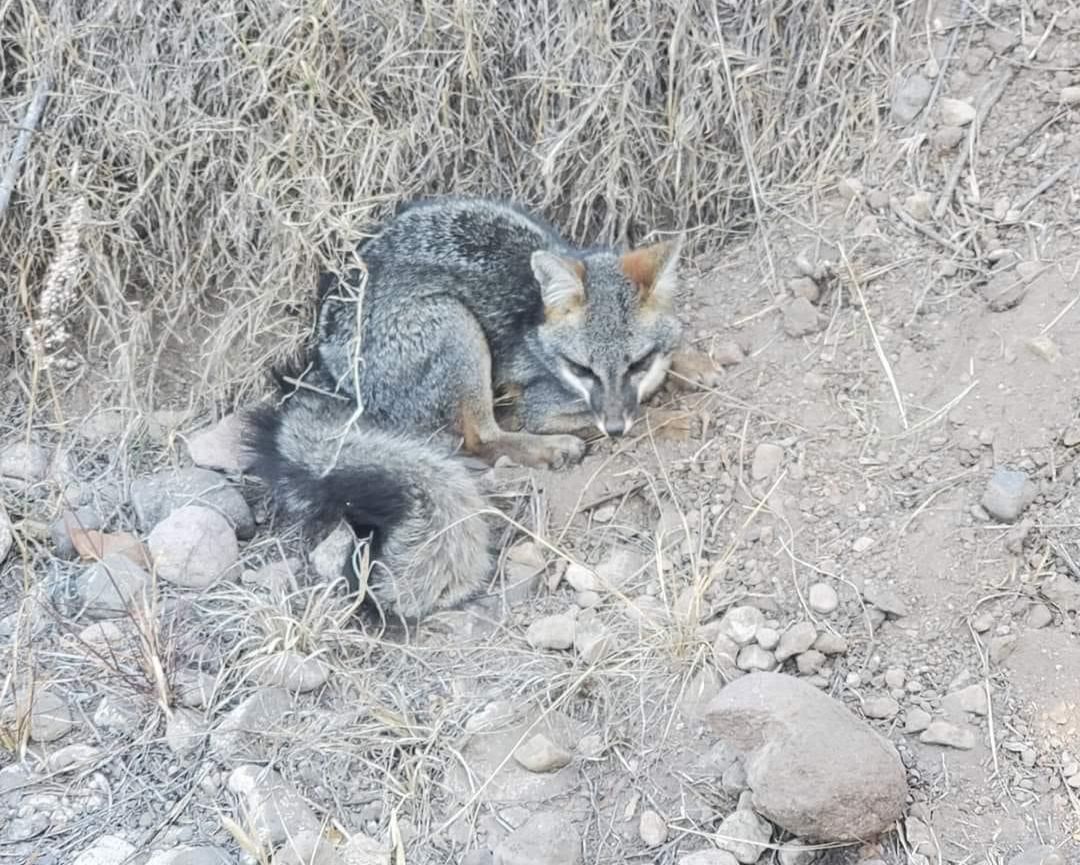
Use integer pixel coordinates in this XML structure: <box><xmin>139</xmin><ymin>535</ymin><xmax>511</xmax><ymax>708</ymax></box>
<box><xmin>863</xmin><ymin>696</ymin><xmax>900</xmax><ymax>720</ymax></box>
<box><xmin>795</xmin><ymin>650</ymin><xmax>826</xmax><ymax>676</ymax></box>
<box><xmin>920</xmin><ymin>719</ymin><xmax>977</xmax><ymax>750</ymax></box>
<box><xmin>755</xmin><ymin>627</ymin><xmax>780</xmax><ymax>651</ymax></box>
<box><xmin>737</xmin><ymin>645</ymin><xmax>778</xmax><ymax>672</ymax></box>
<box><xmin>904</xmin><ymin>708</ymin><xmax>932</xmax><ymax>734</ymax></box>
<box><xmin>719</xmin><ymin>606</ymin><xmax>765</xmax><ymax>646</ymax></box>
<box><xmin>808</xmin><ymin>583</ymin><xmax>838</xmax><ymax>614</ymax></box>
<box><xmin>775</xmin><ymin>622</ymin><xmax>817</xmax><ymax>662</ymax></box>
<box><xmin>513</xmin><ymin>733</ymin><xmax>572</xmax><ymax>773</ymax></box>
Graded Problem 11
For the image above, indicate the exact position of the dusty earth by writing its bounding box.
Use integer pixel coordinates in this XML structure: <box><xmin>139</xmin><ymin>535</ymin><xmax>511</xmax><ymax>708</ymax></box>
<box><xmin>3</xmin><ymin>6</ymin><xmax>1080</xmax><ymax>865</ymax></box>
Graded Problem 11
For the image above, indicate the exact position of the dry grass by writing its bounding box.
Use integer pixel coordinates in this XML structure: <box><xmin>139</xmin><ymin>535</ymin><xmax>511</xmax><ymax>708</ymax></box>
<box><xmin>2</xmin><ymin>0</ymin><xmax>909</xmax><ymax>417</ymax></box>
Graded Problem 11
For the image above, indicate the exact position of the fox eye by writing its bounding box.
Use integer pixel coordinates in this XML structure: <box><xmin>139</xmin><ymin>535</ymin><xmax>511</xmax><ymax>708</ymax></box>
<box><xmin>564</xmin><ymin>358</ymin><xmax>597</xmax><ymax>382</ymax></box>
<box><xmin>628</xmin><ymin>351</ymin><xmax>656</xmax><ymax>375</ymax></box>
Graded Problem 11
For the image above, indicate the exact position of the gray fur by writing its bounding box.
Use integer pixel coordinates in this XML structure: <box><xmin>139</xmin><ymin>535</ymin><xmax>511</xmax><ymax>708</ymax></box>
<box><xmin>316</xmin><ymin>196</ymin><xmax>683</xmax><ymax>437</ymax></box>
<box><xmin>249</xmin><ymin>391</ymin><xmax>492</xmax><ymax>620</ymax></box>
<box><xmin>252</xmin><ymin>196</ymin><xmax>686</xmax><ymax>622</ymax></box>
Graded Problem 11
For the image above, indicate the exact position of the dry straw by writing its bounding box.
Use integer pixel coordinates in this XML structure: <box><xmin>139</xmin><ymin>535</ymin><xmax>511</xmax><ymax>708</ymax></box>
<box><xmin>2</xmin><ymin>0</ymin><xmax>908</xmax><ymax>413</ymax></box>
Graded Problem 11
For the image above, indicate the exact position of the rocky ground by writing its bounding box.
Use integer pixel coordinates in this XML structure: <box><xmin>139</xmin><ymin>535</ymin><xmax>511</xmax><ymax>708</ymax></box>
<box><xmin>3</xmin><ymin>4</ymin><xmax>1080</xmax><ymax>865</ymax></box>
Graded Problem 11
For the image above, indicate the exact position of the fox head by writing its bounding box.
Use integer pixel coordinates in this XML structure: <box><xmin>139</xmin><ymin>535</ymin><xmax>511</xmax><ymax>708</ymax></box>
<box><xmin>531</xmin><ymin>238</ymin><xmax>683</xmax><ymax>436</ymax></box>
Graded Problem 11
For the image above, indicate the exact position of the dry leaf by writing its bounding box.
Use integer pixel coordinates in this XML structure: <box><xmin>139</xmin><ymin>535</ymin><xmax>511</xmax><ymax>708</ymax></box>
<box><xmin>63</xmin><ymin>512</ymin><xmax>151</xmax><ymax>569</ymax></box>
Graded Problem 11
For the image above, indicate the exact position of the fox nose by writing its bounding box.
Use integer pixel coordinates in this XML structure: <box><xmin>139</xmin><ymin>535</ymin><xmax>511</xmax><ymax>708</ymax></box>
<box><xmin>603</xmin><ymin>416</ymin><xmax>626</xmax><ymax>436</ymax></box>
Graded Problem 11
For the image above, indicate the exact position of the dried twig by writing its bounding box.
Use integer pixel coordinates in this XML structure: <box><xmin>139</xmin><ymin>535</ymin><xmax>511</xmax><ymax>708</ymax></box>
<box><xmin>0</xmin><ymin>74</ymin><xmax>50</xmax><ymax>219</ymax></box>
<box><xmin>934</xmin><ymin>67</ymin><xmax>1017</xmax><ymax>220</ymax></box>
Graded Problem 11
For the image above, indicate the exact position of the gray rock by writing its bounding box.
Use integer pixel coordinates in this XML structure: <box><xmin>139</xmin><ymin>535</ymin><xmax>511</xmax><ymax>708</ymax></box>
<box><xmin>782</xmin><ymin>298</ymin><xmax>822</xmax><ymax>337</ymax></box>
<box><xmin>512</xmin><ymin>734</ymin><xmax>572</xmax><ymax>773</ymax></box>
<box><xmin>493</xmin><ymin>812</ymin><xmax>582</xmax><ymax>865</ymax></box>
<box><xmin>0</xmin><ymin>761</ymin><xmax>31</xmax><ymax>794</ymax></box>
<box><xmin>737</xmin><ymin>645</ymin><xmax>778</xmax><ymax>672</ymax></box>
<box><xmin>812</xmin><ymin>632</ymin><xmax>847</xmax><ymax>655</ymax></box>
<box><xmin>251</xmin><ymin>651</ymin><xmax>328</xmax><ymax>693</ymax></box>
<box><xmin>145</xmin><ymin>847</ymin><xmax>234</xmax><ymax>865</ymax></box>
<box><xmin>751</xmin><ymin>444</ymin><xmax>784</xmax><ymax>481</ymax></box>
<box><xmin>211</xmin><ymin>688</ymin><xmax>293</xmax><ymax>761</ymax></box>
<box><xmin>1040</xmin><ymin>575</ymin><xmax>1080</xmax><ymax>612</ymax></box>
<box><xmin>775</xmin><ymin>623</ymin><xmax>817</xmax><ymax>662</ymax></box>
<box><xmin>705</xmin><ymin>672</ymin><xmax>907</xmax><ymax>842</ymax></box>
<box><xmin>563</xmin><ymin>562</ymin><xmax>598</xmax><ymax>593</ymax></box>
<box><xmin>94</xmin><ymin>694</ymin><xmax>142</xmax><ymax>732</ymax></box>
<box><xmin>981</xmin><ymin>468</ymin><xmax>1036</xmax><ymax>523</ymax></box>
<box><xmin>311</xmin><ymin>522</ymin><xmax>355</xmax><ymax>584</ymax></box>
<box><xmin>0</xmin><ymin>440</ymin><xmax>50</xmax><ymax>483</ymax></box>
<box><xmin>184</xmin><ymin>414</ymin><xmax>253</xmax><ymax>474</ymax></box>
<box><xmin>863</xmin><ymin>584</ymin><xmax>908</xmax><ymax>617</ymax></box>
<box><xmin>72</xmin><ymin>835</ymin><xmax>137</xmax><ymax>865</ymax></box>
<box><xmin>720</xmin><ymin>606</ymin><xmax>765</xmax><ymax>646</ymax></box>
<box><xmin>942</xmin><ymin>684</ymin><xmax>988</xmax><ymax>718</ymax></box>
<box><xmin>795</xmin><ymin>650</ymin><xmax>825</xmax><ymax>676</ymax></box>
<box><xmin>80</xmin><ymin>554</ymin><xmax>152</xmax><ymax>616</ymax></box>
<box><xmin>755</xmin><ymin>627</ymin><xmax>780</xmax><ymax>651</ymax></box>
<box><xmin>891</xmin><ymin>73</ymin><xmax>932</xmax><ymax>124</ymax></box>
<box><xmin>807</xmin><ymin>583</ymin><xmax>838</xmax><ymax>615</ymax></box>
<box><xmin>715</xmin><ymin>809</ymin><xmax>772</xmax><ymax>864</ymax></box>
<box><xmin>166</xmin><ymin>708</ymin><xmax>208</xmax><ymax>755</ymax></box>
<box><xmin>227</xmin><ymin>764</ymin><xmax>321</xmax><ymax>847</ymax></box>
<box><xmin>862</xmin><ymin>696</ymin><xmax>899</xmax><ymax>720</ymax></box>
<box><xmin>919</xmin><ymin>719</ymin><xmax>977</xmax><ymax>750</ymax></box>
<box><xmin>148</xmin><ymin>505</ymin><xmax>239</xmax><ymax>588</ymax></box>
<box><xmin>904</xmin><ymin>707</ymin><xmax>932</xmax><ymax>733</ymax></box>
<box><xmin>526</xmin><ymin>614</ymin><xmax>576</xmax><ymax>650</ymax></box>
<box><xmin>130</xmin><ymin>467</ymin><xmax>254</xmax><ymax>539</ymax></box>
<box><xmin>14</xmin><ymin>689</ymin><xmax>74</xmax><ymax>743</ymax></box>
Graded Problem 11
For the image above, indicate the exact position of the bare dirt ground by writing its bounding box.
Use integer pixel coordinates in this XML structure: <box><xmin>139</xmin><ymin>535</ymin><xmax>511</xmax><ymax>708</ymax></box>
<box><xmin>3</xmin><ymin>5</ymin><xmax>1080</xmax><ymax>865</ymax></box>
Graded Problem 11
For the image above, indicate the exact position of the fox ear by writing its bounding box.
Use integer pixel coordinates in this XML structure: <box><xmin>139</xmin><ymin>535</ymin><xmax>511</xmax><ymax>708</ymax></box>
<box><xmin>621</xmin><ymin>237</ymin><xmax>681</xmax><ymax>307</ymax></box>
<box><xmin>532</xmin><ymin>250</ymin><xmax>586</xmax><ymax>312</ymax></box>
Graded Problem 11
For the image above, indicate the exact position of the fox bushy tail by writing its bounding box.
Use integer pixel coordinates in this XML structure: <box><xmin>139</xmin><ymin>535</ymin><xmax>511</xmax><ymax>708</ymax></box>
<box><xmin>244</xmin><ymin>389</ymin><xmax>492</xmax><ymax>620</ymax></box>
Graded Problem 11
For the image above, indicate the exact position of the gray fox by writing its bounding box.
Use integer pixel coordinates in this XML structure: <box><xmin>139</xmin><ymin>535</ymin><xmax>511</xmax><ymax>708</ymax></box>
<box><xmin>246</xmin><ymin>196</ymin><xmax>714</xmax><ymax>619</ymax></box>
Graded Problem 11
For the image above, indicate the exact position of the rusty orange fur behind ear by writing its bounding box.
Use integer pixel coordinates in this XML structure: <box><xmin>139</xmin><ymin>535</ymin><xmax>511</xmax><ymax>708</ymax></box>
<box><xmin>620</xmin><ymin>238</ymin><xmax>681</xmax><ymax>308</ymax></box>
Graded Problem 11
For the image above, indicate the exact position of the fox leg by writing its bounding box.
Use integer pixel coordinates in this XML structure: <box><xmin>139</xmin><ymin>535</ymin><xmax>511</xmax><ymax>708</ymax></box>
<box><xmin>447</xmin><ymin>317</ymin><xmax>585</xmax><ymax>470</ymax></box>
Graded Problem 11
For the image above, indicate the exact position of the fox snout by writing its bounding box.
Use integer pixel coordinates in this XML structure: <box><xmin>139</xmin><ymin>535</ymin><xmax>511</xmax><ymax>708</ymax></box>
<box><xmin>593</xmin><ymin>378</ymin><xmax>642</xmax><ymax>438</ymax></box>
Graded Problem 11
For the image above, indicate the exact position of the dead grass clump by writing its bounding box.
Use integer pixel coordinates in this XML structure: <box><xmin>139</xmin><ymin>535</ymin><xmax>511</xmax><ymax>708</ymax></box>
<box><xmin>2</xmin><ymin>0</ymin><xmax>909</xmax><ymax>413</ymax></box>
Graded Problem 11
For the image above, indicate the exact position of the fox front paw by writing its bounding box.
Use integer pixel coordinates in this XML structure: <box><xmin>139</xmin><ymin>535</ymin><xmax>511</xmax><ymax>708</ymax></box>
<box><xmin>537</xmin><ymin>434</ymin><xmax>586</xmax><ymax>470</ymax></box>
<box><xmin>668</xmin><ymin>350</ymin><xmax>722</xmax><ymax>391</ymax></box>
